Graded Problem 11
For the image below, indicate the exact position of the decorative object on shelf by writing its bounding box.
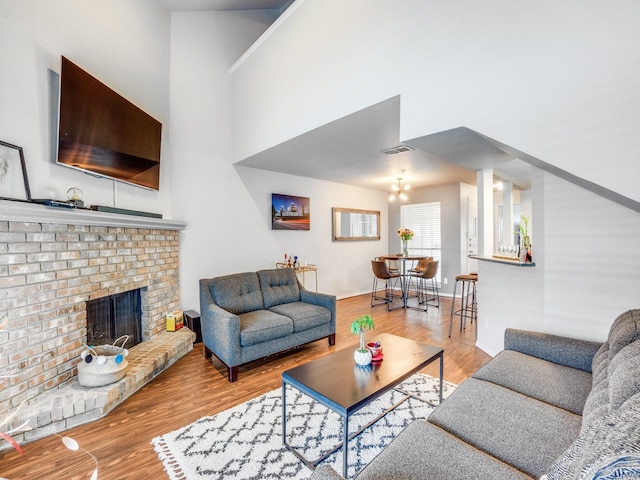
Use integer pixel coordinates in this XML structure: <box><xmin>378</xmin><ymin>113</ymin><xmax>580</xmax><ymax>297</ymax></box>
<box><xmin>77</xmin><ymin>335</ymin><xmax>130</xmax><ymax>387</ymax></box>
<box><xmin>350</xmin><ymin>314</ymin><xmax>375</xmax><ymax>366</ymax></box>
<box><xmin>0</xmin><ymin>140</ymin><xmax>31</xmax><ymax>201</ymax></box>
<box><xmin>367</xmin><ymin>340</ymin><xmax>383</xmax><ymax>362</ymax></box>
<box><xmin>397</xmin><ymin>227</ymin><xmax>414</xmax><ymax>257</ymax></box>
<box><xmin>388</xmin><ymin>170</ymin><xmax>410</xmax><ymax>202</ymax></box>
<box><xmin>517</xmin><ymin>214</ymin><xmax>532</xmax><ymax>263</ymax></box>
<box><xmin>66</xmin><ymin>187</ymin><xmax>84</xmax><ymax>207</ymax></box>
<box><xmin>282</xmin><ymin>253</ymin><xmax>298</xmax><ymax>268</ymax></box>
<box><xmin>166</xmin><ymin>310</ymin><xmax>184</xmax><ymax>332</ymax></box>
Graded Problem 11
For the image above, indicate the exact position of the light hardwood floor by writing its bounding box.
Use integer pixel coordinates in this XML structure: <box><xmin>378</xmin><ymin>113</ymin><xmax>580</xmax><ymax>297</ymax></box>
<box><xmin>1</xmin><ymin>293</ymin><xmax>491</xmax><ymax>480</ymax></box>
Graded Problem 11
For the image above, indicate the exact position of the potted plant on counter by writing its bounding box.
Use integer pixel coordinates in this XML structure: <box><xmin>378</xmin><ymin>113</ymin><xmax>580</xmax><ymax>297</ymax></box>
<box><xmin>351</xmin><ymin>314</ymin><xmax>375</xmax><ymax>366</ymax></box>
<box><xmin>517</xmin><ymin>214</ymin><xmax>532</xmax><ymax>262</ymax></box>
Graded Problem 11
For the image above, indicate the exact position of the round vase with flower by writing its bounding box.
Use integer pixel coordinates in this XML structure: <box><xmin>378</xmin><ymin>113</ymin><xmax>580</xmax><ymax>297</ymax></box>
<box><xmin>397</xmin><ymin>228</ymin><xmax>414</xmax><ymax>257</ymax></box>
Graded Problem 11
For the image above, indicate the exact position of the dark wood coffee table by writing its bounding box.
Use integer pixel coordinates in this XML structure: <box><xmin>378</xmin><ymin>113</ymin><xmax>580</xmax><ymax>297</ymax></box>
<box><xmin>282</xmin><ymin>333</ymin><xmax>444</xmax><ymax>477</ymax></box>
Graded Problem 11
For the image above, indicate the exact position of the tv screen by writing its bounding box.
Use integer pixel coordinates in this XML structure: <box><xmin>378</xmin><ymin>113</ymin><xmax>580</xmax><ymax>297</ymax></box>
<box><xmin>56</xmin><ymin>57</ymin><xmax>162</xmax><ymax>190</ymax></box>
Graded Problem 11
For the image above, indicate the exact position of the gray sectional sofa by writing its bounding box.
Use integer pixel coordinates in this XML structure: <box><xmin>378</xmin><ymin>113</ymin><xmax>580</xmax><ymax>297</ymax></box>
<box><xmin>199</xmin><ymin>268</ymin><xmax>336</xmax><ymax>382</ymax></box>
<box><xmin>311</xmin><ymin>309</ymin><xmax>640</xmax><ymax>479</ymax></box>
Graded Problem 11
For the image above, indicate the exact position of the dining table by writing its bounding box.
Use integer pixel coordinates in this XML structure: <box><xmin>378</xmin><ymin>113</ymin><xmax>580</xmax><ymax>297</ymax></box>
<box><xmin>382</xmin><ymin>254</ymin><xmax>425</xmax><ymax>309</ymax></box>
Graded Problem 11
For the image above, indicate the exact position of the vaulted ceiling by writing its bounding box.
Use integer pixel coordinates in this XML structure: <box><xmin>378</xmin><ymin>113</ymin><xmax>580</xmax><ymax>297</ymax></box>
<box><xmin>157</xmin><ymin>1</ymin><xmax>532</xmax><ymax>193</ymax></box>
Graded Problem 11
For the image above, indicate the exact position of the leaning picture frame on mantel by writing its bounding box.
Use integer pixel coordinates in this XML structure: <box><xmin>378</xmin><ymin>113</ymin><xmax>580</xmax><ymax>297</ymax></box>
<box><xmin>0</xmin><ymin>140</ymin><xmax>32</xmax><ymax>202</ymax></box>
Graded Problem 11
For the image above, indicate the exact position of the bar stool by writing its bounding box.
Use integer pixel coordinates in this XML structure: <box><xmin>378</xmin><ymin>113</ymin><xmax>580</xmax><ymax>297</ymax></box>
<box><xmin>370</xmin><ymin>260</ymin><xmax>402</xmax><ymax>310</ymax></box>
<box><xmin>409</xmin><ymin>260</ymin><xmax>440</xmax><ymax>311</ymax></box>
<box><xmin>449</xmin><ymin>273</ymin><xmax>478</xmax><ymax>337</ymax></box>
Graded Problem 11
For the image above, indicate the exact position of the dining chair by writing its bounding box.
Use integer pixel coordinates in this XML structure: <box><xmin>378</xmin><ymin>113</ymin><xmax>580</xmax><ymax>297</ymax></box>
<box><xmin>370</xmin><ymin>260</ymin><xmax>402</xmax><ymax>310</ymax></box>
<box><xmin>408</xmin><ymin>257</ymin><xmax>432</xmax><ymax>295</ymax></box>
<box><xmin>374</xmin><ymin>256</ymin><xmax>399</xmax><ymax>275</ymax></box>
<box><xmin>409</xmin><ymin>257</ymin><xmax>432</xmax><ymax>275</ymax></box>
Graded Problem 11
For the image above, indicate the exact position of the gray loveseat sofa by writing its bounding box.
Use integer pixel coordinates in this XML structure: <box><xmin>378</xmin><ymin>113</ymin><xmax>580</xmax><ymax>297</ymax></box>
<box><xmin>200</xmin><ymin>268</ymin><xmax>336</xmax><ymax>382</ymax></box>
<box><xmin>311</xmin><ymin>309</ymin><xmax>640</xmax><ymax>479</ymax></box>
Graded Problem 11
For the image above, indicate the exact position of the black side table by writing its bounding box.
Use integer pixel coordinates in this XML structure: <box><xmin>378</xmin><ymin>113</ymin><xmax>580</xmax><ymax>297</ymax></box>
<box><xmin>183</xmin><ymin>310</ymin><xmax>202</xmax><ymax>344</ymax></box>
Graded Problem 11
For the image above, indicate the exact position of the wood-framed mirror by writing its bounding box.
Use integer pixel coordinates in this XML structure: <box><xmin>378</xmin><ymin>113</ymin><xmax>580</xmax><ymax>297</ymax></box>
<box><xmin>332</xmin><ymin>207</ymin><xmax>380</xmax><ymax>241</ymax></box>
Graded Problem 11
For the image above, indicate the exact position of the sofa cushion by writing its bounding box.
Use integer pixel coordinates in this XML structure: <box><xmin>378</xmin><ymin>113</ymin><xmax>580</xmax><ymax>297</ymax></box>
<box><xmin>238</xmin><ymin>310</ymin><xmax>293</xmax><ymax>347</ymax></box>
<box><xmin>591</xmin><ymin>342</ymin><xmax>610</xmax><ymax>385</ymax></box>
<box><xmin>268</xmin><ymin>302</ymin><xmax>331</xmax><ymax>333</ymax></box>
<box><xmin>257</xmin><ymin>268</ymin><xmax>300</xmax><ymax>309</ymax></box>
<box><xmin>545</xmin><ymin>393</ymin><xmax>640</xmax><ymax>479</ymax></box>
<box><xmin>504</xmin><ymin>329</ymin><xmax>601</xmax><ymax>373</ymax></box>
<box><xmin>609</xmin><ymin>340</ymin><xmax>640</xmax><ymax>410</ymax></box>
<box><xmin>209</xmin><ymin>272</ymin><xmax>264</xmax><ymax>315</ymax></box>
<box><xmin>473</xmin><ymin>350</ymin><xmax>592</xmax><ymax>415</ymax></box>
<box><xmin>582</xmin><ymin>311</ymin><xmax>640</xmax><ymax>427</ymax></box>
<box><xmin>582</xmin><ymin>346</ymin><xmax>612</xmax><ymax>431</ymax></box>
<box><xmin>608</xmin><ymin>309</ymin><xmax>640</xmax><ymax>358</ymax></box>
<box><xmin>355</xmin><ymin>420</ymin><xmax>531</xmax><ymax>480</ymax></box>
<box><xmin>428</xmin><ymin>378</ymin><xmax>581</xmax><ymax>478</ymax></box>
<box><xmin>582</xmin><ymin>385</ymin><xmax>611</xmax><ymax>436</ymax></box>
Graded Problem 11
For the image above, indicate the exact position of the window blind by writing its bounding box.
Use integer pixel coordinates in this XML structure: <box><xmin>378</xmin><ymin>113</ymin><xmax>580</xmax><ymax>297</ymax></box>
<box><xmin>400</xmin><ymin>202</ymin><xmax>442</xmax><ymax>283</ymax></box>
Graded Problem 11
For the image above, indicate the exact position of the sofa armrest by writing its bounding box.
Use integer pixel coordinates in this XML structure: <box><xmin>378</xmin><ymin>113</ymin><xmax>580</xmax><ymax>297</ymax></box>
<box><xmin>300</xmin><ymin>288</ymin><xmax>337</xmax><ymax>331</ymax></box>
<box><xmin>309</xmin><ymin>465</ymin><xmax>345</xmax><ymax>480</ymax></box>
<box><xmin>199</xmin><ymin>279</ymin><xmax>242</xmax><ymax>365</ymax></box>
<box><xmin>504</xmin><ymin>328</ymin><xmax>603</xmax><ymax>373</ymax></box>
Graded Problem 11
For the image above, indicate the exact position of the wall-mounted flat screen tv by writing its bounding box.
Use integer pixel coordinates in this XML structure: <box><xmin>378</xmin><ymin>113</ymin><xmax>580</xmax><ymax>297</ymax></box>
<box><xmin>271</xmin><ymin>193</ymin><xmax>310</xmax><ymax>230</ymax></box>
<box><xmin>56</xmin><ymin>56</ymin><xmax>162</xmax><ymax>190</ymax></box>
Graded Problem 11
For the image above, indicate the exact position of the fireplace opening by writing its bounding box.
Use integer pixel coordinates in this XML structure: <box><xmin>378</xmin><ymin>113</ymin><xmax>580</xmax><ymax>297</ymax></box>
<box><xmin>86</xmin><ymin>289</ymin><xmax>143</xmax><ymax>348</ymax></box>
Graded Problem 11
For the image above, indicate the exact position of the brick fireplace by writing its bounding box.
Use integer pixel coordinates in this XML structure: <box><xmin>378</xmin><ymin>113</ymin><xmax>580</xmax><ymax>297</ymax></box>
<box><xmin>0</xmin><ymin>201</ymin><xmax>192</xmax><ymax>446</ymax></box>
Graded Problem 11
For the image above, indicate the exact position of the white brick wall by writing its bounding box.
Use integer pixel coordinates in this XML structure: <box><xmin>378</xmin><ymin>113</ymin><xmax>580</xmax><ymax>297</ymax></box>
<box><xmin>0</xmin><ymin>221</ymin><xmax>181</xmax><ymax>415</ymax></box>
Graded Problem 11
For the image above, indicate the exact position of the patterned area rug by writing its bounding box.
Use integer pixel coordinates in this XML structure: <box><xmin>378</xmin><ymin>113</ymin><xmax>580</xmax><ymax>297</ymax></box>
<box><xmin>152</xmin><ymin>373</ymin><xmax>456</xmax><ymax>480</ymax></box>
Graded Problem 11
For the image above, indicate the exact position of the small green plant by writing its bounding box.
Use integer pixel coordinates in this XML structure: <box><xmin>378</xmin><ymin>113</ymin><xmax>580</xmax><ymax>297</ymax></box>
<box><xmin>350</xmin><ymin>314</ymin><xmax>374</xmax><ymax>352</ymax></box>
<box><xmin>516</xmin><ymin>214</ymin><xmax>531</xmax><ymax>247</ymax></box>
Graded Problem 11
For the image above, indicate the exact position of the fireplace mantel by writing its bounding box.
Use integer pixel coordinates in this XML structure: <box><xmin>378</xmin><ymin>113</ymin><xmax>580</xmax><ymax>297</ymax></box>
<box><xmin>0</xmin><ymin>199</ymin><xmax>186</xmax><ymax>230</ymax></box>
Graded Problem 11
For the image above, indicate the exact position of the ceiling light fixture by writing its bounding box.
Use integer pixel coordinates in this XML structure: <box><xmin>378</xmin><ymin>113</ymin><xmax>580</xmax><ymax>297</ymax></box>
<box><xmin>389</xmin><ymin>171</ymin><xmax>410</xmax><ymax>202</ymax></box>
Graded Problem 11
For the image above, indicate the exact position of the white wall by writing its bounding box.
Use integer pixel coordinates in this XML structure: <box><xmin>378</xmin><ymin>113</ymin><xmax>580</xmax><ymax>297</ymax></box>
<box><xmin>168</xmin><ymin>11</ymin><xmax>390</xmax><ymax>310</ymax></box>
<box><xmin>0</xmin><ymin>0</ymin><xmax>172</xmax><ymax>213</ymax></box>
<box><xmin>477</xmin><ymin>167</ymin><xmax>640</xmax><ymax>355</ymax></box>
<box><xmin>232</xmin><ymin>0</ymin><xmax>640</xmax><ymax>203</ymax></box>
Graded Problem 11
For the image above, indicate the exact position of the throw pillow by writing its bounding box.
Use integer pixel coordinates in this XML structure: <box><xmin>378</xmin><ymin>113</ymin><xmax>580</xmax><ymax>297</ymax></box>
<box><xmin>545</xmin><ymin>395</ymin><xmax>640</xmax><ymax>480</ymax></box>
<box><xmin>609</xmin><ymin>340</ymin><xmax>640</xmax><ymax>410</ymax></box>
<box><xmin>607</xmin><ymin>310</ymin><xmax>640</xmax><ymax>359</ymax></box>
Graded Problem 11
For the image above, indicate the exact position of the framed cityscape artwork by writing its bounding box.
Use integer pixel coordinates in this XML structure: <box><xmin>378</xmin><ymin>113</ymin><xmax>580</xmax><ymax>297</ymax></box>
<box><xmin>271</xmin><ymin>193</ymin><xmax>310</xmax><ymax>230</ymax></box>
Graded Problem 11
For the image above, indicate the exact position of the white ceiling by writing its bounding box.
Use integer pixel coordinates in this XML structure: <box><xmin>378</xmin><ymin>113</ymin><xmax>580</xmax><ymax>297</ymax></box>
<box><xmin>237</xmin><ymin>97</ymin><xmax>532</xmax><ymax>192</ymax></box>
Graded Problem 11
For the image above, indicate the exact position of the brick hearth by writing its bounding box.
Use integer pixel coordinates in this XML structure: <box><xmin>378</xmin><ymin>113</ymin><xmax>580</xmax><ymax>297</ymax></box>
<box><xmin>15</xmin><ymin>328</ymin><xmax>194</xmax><ymax>445</ymax></box>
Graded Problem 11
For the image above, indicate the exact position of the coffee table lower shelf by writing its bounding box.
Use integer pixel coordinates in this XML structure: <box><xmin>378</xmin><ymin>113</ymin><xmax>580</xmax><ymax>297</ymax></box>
<box><xmin>282</xmin><ymin>383</ymin><xmax>439</xmax><ymax>477</ymax></box>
